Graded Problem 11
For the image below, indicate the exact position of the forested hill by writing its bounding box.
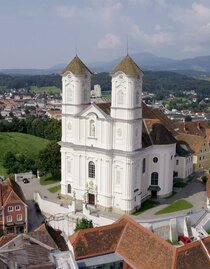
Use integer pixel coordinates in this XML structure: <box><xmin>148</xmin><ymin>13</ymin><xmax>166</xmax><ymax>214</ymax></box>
<box><xmin>1</xmin><ymin>71</ymin><xmax>210</xmax><ymax>97</ymax></box>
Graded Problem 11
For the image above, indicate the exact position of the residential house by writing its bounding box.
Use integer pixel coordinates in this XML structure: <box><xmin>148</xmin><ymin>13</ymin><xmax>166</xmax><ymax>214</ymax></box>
<box><xmin>46</xmin><ymin>109</ymin><xmax>61</xmax><ymax>120</ymax></box>
<box><xmin>0</xmin><ymin>222</ymin><xmax>77</xmax><ymax>268</ymax></box>
<box><xmin>69</xmin><ymin>215</ymin><xmax>210</xmax><ymax>269</ymax></box>
<box><xmin>0</xmin><ymin>178</ymin><xmax>28</xmax><ymax>235</ymax></box>
<box><xmin>174</xmin><ymin>142</ymin><xmax>193</xmax><ymax>179</ymax></box>
<box><xmin>175</xmin><ymin>121</ymin><xmax>210</xmax><ymax>172</ymax></box>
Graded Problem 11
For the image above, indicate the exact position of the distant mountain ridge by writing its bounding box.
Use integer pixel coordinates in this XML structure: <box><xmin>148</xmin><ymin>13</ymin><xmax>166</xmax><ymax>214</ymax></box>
<box><xmin>1</xmin><ymin>52</ymin><xmax>210</xmax><ymax>76</ymax></box>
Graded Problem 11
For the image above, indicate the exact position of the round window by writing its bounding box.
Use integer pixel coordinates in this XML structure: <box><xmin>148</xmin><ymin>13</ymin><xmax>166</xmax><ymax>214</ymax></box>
<box><xmin>153</xmin><ymin>157</ymin><xmax>158</xmax><ymax>163</ymax></box>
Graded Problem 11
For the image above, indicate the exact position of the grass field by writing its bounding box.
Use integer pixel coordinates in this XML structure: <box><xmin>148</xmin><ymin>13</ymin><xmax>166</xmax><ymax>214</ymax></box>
<box><xmin>155</xmin><ymin>199</ymin><xmax>193</xmax><ymax>215</ymax></box>
<box><xmin>0</xmin><ymin>132</ymin><xmax>49</xmax><ymax>176</ymax></box>
<box><xmin>40</xmin><ymin>173</ymin><xmax>61</xmax><ymax>185</ymax></box>
<box><xmin>132</xmin><ymin>200</ymin><xmax>159</xmax><ymax>216</ymax></box>
<box><xmin>30</xmin><ymin>86</ymin><xmax>61</xmax><ymax>94</ymax></box>
<box><xmin>48</xmin><ymin>185</ymin><xmax>61</xmax><ymax>193</ymax></box>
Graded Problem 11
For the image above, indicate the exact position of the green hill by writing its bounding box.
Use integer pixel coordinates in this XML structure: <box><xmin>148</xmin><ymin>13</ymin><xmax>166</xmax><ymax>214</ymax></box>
<box><xmin>0</xmin><ymin>132</ymin><xmax>49</xmax><ymax>176</ymax></box>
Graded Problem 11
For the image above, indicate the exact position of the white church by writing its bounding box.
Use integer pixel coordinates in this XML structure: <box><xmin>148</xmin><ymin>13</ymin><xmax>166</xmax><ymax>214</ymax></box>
<box><xmin>60</xmin><ymin>55</ymin><xmax>176</xmax><ymax>214</ymax></box>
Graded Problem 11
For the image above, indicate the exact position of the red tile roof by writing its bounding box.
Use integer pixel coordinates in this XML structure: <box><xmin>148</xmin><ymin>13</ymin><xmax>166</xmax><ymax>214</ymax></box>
<box><xmin>69</xmin><ymin>222</ymin><xmax>125</xmax><ymax>260</ymax></box>
<box><xmin>176</xmin><ymin>133</ymin><xmax>203</xmax><ymax>154</ymax></box>
<box><xmin>0</xmin><ymin>178</ymin><xmax>26</xmax><ymax>208</ymax></box>
<box><xmin>175</xmin><ymin>240</ymin><xmax>210</xmax><ymax>269</ymax></box>
<box><xmin>69</xmin><ymin>215</ymin><xmax>210</xmax><ymax>269</ymax></box>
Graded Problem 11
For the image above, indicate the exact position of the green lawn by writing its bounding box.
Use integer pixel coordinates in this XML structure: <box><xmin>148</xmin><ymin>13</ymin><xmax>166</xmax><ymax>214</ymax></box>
<box><xmin>30</xmin><ymin>86</ymin><xmax>61</xmax><ymax>94</ymax></box>
<box><xmin>48</xmin><ymin>185</ymin><xmax>61</xmax><ymax>193</ymax></box>
<box><xmin>40</xmin><ymin>173</ymin><xmax>61</xmax><ymax>185</ymax></box>
<box><xmin>155</xmin><ymin>199</ymin><xmax>193</xmax><ymax>215</ymax></box>
<box><xmin>132</xmin><ymin>200</ymin><xmax>159</xmax><ymax>216</ymax></box>
<box><xmin>0</xmin><ymin>132</ymin><xmax>49</xmax><ymax>176</ymax></box>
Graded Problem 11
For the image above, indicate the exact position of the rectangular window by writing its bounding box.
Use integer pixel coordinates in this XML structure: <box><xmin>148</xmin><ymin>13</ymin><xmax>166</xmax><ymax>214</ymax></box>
<box><xmin>7</xmin><ymin>216</ymin><xmax>12</xmax><ymax>223</ymax></box>
<box><xmin>17</xmin><ymin>214</ymin><xmax>22</xmax><ymax>221</ymax></box>
<box><xmin>15</xmin><ymin>205</ymin><xmax>21</xmax><ymax>211</ymax></box>
<box><xmin>176</xmin><ymin>160</ymin><xmax>179</xmax><ymax>165</ymax></box>
<box><xmin>142</xmin><ymin>158</ymin><xmax>146</xmax><ymax>173</ymax></box>
<box><xmin>8</xmin><ymin>206</ymin><xmax>13</xmax><ymax>212</ymax></box>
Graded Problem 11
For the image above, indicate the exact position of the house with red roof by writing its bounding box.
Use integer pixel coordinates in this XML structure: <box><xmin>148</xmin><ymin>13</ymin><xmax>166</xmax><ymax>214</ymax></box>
<box><xmin>0</xmin><ymin>178</ymin><xmax>28</xmax><ymax>235</ymax></box>
<box><xmin>69</xmin><ymin>215</ymin><xmax>210</xmax><ymax>269</ymax></box>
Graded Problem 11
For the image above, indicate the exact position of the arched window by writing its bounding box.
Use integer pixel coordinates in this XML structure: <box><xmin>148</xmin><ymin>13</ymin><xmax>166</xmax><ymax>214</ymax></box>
<box><xmin>142</xmin><ymin>158</ymin><xmax>146</xmax><ymax>173</ymax></box>
<box><xmin>89</xmin><ymin>120</ymin><xmax>95</xmax><ymax>137</ymax></box>
<box><xmin>151</xmin><ymin>172</ymin><xmax>158</xmax><ymax>185</ymax></box>
<box><xmin>89</xmin><ymin>161</ymin><xmax>95</xmax><ymax>178</ymax></box>
<box><xmin>117</xmin><ymin>90</ymin><xmax>124</xmax><ymax>105</ymax></box>
<box><xmin>67</xmin><ymin>88</ymin><xmax>73</xmax><ymax>102</ymax></box>
<box><xmin>67</xmin><ymin>184</ymin><xmax>71</xmax><ymax>193</ymax></box>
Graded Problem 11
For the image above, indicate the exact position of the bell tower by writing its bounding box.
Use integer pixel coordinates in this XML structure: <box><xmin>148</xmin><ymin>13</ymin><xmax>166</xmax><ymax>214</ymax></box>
<box><xmin>61</xmin><ymin>55</ymin><xmax>92</xmax><ymax>115</ymax></box>
<box><xmin>110</xmin><ymin>55</ymin><xmax>144</xmax><ymax>151</ymax></box>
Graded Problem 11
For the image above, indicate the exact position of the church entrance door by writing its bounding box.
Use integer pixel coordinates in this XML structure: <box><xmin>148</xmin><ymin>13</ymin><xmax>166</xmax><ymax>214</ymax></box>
<box><xmin>151</xmin><ymin>191</ymin><xmax>157</xmax><ymax>199</ymax></box>
<box><xmin>88</xmin><ymin>193</ymin><xmax>95</xmax><ymax>205</ymax></box>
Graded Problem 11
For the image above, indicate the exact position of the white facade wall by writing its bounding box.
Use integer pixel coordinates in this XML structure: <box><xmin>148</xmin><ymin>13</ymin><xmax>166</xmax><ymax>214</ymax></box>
<box><xmin>175</xmin><ymin>155</ymin><xmax>193</xmax><ymax>179</ymax></box>
<box><xmin>60</xmin><ymin>59</ymin><xmax>175</xmax><ymax>214</ymax></box>
<box><xmin>149</xmin><ymin>144</ymin><xmax>176</xmax><ymax>196</ymax></box>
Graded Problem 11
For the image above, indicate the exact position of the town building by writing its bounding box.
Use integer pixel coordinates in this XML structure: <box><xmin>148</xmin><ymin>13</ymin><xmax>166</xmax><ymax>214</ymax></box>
<box><xmin>0</xmin><ymin>222</ymin><xmax>77</xmax><ymax>268</ymax></box>
<box><xmin>0</xmin><ymin>178</ymin><xmax>28</xmax><ymax>235</ymax></box>
<box><xmin>175</xmin><ymin>121</ymin><xmax>210</xmax><ymax>172</ymax></box>
<box><xmin>60</xmin><ymin>55</ymin><xmax>176</xmax><ymax>214</ymax></box>
<box><xmin>69</xmin><ymin>215</ymin><xmax>210</xmax><ymax>269</ymax></box>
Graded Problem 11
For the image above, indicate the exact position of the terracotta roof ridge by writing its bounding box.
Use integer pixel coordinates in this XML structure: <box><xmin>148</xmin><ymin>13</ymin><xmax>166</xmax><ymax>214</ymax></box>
<box><xmin>118</xmin><ymin>215</ymin><xmax>176</xmax><ymax>251</ymax></box>
<box><xmin>70</xmin><ymin>221</ymin><xmax>123</xmax><ymax>247</ymax></box>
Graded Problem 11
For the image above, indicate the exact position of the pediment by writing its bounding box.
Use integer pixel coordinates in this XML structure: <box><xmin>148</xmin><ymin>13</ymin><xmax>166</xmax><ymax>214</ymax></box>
<box><xmin>78</xmin><ymin>103</ymin><xmax>109</xmax><ymax>120</ymax></box>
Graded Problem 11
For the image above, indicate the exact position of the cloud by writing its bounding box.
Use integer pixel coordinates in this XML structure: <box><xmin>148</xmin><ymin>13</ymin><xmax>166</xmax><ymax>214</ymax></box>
<box><xmin>182</xmin><ymin>45</ymin><xmax>205</xmax><ymax>54</ymax></box>
<box><xmin>127</xmin><ymin>18</ymin><xmax>172</xmax><ymax>46</ymax></box>
<box><xmin>192</xmin><ymin>2</ymin><xmax>210</xmax><ymax>18</ymax></box>
<box><xmin>97</xmin><ymin>33</ymin><xmax>121</xmax><ymax>49</ymax></box>
<box><xmin>55</xmin><ymin>6</ymin><xmax>77</xmax><ymax>18</ymax></box>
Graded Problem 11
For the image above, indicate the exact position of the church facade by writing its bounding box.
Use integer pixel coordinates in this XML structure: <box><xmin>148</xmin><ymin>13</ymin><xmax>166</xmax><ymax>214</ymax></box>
<box><xmin>60</xmin><ymin>55</ymin><xmax>176</xmax><ymax>214</ymax></box>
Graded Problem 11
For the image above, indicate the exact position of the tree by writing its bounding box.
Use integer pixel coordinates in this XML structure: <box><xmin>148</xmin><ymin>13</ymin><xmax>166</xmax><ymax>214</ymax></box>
<box><xmin>74</xmin><ymin>218</ymin><xmax>93</xmax><ymax>232</ymax></box>
<box><xmin>37</xmin><ymin>141</ymin><xmax>61</xmax><ymax>176</ymax></box>
<box><xmin>3</xmin><ymin>151</ymin><xmax>16</xmax><ymax>169</ymax></box>
<box><xmin>201</xmin><ymin>175</ymin><xmax>208</xmax><ymax>184</ymax></box>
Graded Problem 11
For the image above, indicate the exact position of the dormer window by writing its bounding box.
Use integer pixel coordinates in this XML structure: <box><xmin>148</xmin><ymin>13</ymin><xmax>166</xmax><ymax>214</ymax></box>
<box><xmin>89</xmin><ymin>120</ymin><xmax>96</xmax><ymax>137</ymax></box>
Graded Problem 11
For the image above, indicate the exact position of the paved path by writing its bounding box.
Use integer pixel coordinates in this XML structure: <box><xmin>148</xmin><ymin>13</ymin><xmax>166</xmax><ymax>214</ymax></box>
<box><xmin>18</xmin><ymin>177</ymin><xmax>62</xmax><ymax>231</ymax></box>
<box><xmin>136</xmin><ymin>177</ymin><xmax>206</xmax><ymax>221</ymax></box>
<box><xmin>18</xmin><ymin>174</ymin><xmax>207</xmax><ymax>225</ymax></box>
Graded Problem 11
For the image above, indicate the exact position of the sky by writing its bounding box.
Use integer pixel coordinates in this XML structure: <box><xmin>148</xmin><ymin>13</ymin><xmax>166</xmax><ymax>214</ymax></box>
<box><xmin>1</xmin><ymin>0</ymin><xmax>210</xmax><ymax>69</ymax></box>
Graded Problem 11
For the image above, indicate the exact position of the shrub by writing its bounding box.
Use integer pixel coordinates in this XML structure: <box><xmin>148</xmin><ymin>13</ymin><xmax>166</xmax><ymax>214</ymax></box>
<box><xmin>201</xmin><ymin>175</ymin><xmax>208</xmax><ymax>184</ymax></box>
<box><xmin>74</xmin><ymin>218</ymin><xmax>93</xmax><ymax>232</ymax></box>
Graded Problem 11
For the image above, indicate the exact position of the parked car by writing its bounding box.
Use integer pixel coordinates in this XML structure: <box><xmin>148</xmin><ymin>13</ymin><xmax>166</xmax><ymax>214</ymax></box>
<box><xmin>23</xmin><ymin>178</ymin><xmax>29</xmax><ymax>184</ymax></box>
<box><xmin>178</xmin><ymin>235</ymin><xmax>191</xmax><ymax>245</ymax></box>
